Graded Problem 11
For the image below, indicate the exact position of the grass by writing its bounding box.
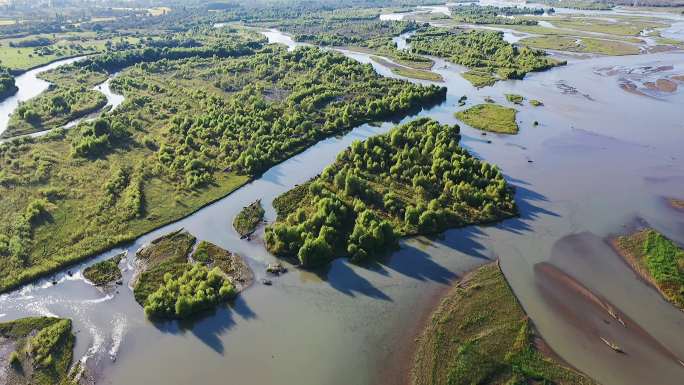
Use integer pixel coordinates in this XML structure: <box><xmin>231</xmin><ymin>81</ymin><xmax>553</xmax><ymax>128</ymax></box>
<box><xmin>456</xmin><ymin>104</ymin><xmax>518</xmax><ymax>134</ymax></box>
<box><xmin>530</xmin><ymin>99</ymin><xmax>544</xmax><ymax>107</ymax></box>
<box><xmin>370</xmin><ymin>55</ymin><xmax>443</xmax><ymax>82</ymax></box>
<box><xmin>548</xmin><ymin>17</ymin><xmax>667</xmax><ymax>37</ymax></box>
<box><xmin>505</xmin><ymin>93</ymin><xmax>524</xmax><ymax>105</ymax></box>
<box><xmin>0</xmin><ymin>317</ymin><xmax>77</xmax><ymax>385</ymax></box>
<box><xmin>411</xmin><ymin>263</ymin><xmax>597</xmax><ymax>385</ymax></box>
<box><xmin>233</xmin><ymin>199</ymin><xmax>265</xmax><ymax>236</ymax></box>
<box><xmin>615</xmin><ymin>229</ymin><xmax>684</xmax><ymax>310</ymax></box>
<box><xmin>83</xmin><ymin>252</ymin><xmax>123</xmax><ymax>285</ymax></box>
<box><xmin>272</xmin><ymin>181</ymin><xmax>311</xmax><ymax>220</ymax></box>
<box><xmin>461</xmin><ymin>70</ymin><xmax>496</xmax><ymax>88</ymax></box>
<box><xmin>520</xmin><ymin>35</ymin><xmax>641</xmax><ymax>56</ymax></box>
<box><xmin>192</xmin><ymin>240</ymin><xmax>253</xmax><ymax>288</ymax></box>
<box><xmin>133</xmin><ymin>230</ymin><xmax>196</xmax><ymax>305</ymax></box>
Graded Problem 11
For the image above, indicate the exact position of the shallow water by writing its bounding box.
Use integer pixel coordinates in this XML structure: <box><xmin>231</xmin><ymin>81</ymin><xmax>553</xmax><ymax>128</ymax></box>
<box><xmin>2</xmin><ymin>12</ymin><xmax>684</xmax><ymax>385</ymax></box>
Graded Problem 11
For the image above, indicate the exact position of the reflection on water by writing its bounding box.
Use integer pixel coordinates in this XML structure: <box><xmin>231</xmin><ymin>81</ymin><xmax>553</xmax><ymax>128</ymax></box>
<box><xmin>2</xmin><ymin>13</ymin><xmax>684</xmax><ymax>385</ymax></box>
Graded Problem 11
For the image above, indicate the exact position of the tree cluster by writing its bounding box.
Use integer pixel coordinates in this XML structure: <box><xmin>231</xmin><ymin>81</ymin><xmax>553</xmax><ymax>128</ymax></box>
<box><xmin>408</xmin><ymin>28</ymin><xmax>564</xmax><ymax>81</ymax></box>
<box><xmin>265</xmin><ymin>118</ymin><xmax>516</xmax><ymax>267</ymax></box>
<box><xmin>143</xmin><ymin>264</ymin><xmax>235</xmax><ymax>319</ymax></box>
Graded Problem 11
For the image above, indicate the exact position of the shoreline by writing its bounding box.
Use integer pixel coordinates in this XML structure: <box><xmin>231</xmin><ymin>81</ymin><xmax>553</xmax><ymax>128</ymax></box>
<box><xmin>405</xmin><ymin>260</ymin><xmax>596</xmax><ymax>385</ymax></box>
<box><xmin>608</xmin><ymin>233</ymin><xmax>684</xmax><ymax>312</ymax></box>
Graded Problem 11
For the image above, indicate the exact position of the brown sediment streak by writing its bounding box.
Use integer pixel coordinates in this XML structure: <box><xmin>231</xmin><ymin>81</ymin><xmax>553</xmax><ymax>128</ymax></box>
<box><xmin>534</xmin><ymin>262</ymin><xmax>684</xmax><ymax>365</ymax></box>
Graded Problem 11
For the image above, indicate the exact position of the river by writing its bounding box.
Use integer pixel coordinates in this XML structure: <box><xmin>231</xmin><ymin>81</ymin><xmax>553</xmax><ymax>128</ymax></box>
<box><xmin>0</xmin><ymin>57</ymin><xmax>124</xmax><ymax>141</ymax></box>
<box><xmin>2</xmin><ymin>9</ymin><xmax>684</xmax><ymax>385</ymax></box>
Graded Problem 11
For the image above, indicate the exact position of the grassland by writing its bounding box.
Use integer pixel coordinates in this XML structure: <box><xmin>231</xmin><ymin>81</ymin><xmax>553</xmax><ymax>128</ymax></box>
<box><xmin>411</xmin><ymin>262</ymin><xmax>598</xmax><ymax>385</ymax></box>
<box><xmin>613</xmin><ymin>229</ymin><xmax>684</xmax><ymax>310</ymax></box>
<box><xmin>233</xmin><ymin>200</ymin><xmax>265</xmax><ymax>236</ymax></box>
<box><xmin>461</xmin><ymin>70</ymin><xmax>496</xmax><ymax>88</ymax></box>
<box><xmin>83</xmin><ymin>252</ymin><xmax>123</xmax><ymax>285</ymax></box>
<box><xmin>520</xmin><ymin>35</ymin><xmax>642</xmax><ymax>55</ymax></box>
<box><xmin>0</xmin><ymin>32</ymin><xmax>141</xmax><ymax>71</ymax></box>
<box><xmin>0</xmin><ymin>317</ymin><xmax>78</xmax><ymax>385</ymax></box>
<box><xmin>456</xmin><ymin>104</ymin><xmax>518</xmax><ymax>134</ymax></box>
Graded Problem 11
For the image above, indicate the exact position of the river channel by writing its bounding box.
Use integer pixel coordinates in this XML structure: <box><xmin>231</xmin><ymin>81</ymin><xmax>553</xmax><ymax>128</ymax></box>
<box><xmin>1</xmin><ymin>8</ymin><xmax>684</xmax><ymax>385</ymax></box>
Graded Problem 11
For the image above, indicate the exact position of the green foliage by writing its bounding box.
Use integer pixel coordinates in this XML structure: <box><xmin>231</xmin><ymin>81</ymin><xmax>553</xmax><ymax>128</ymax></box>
<box><xmin>456</xmin><ymin>104</ymin><xmax>519</xmax><ymax>134</ymax></box>
<box><xmin>412</xmin><ymin>263</ymin><xmax>597</xmax><ymax>385</ymax></box>
<box><xmin>233</xmin><ymin>200</ymin><xmax>265</xmax><ymax>236</ymax></box>
<box><xmin>449</xmin><ymin>4</ymin><xmax>544</xmax><ymax>25</ymax></box>
<box><xmin>83</xmin><ymin>253</ymin><xmax>123</xmax><ymax>285</ymax></box>
<box><xmin>461</xmin><ymin>70</ymin><xmax>496</xmax><ymax>88</ymax></box>
<box><xmin>0</xmin><ymin>30</ymin><xmax>444</xmax><ymax>294</ymax></box>
<box><xmin>0</xmin><ymin>65</ymin><xmax>18</xmax><ymax>101</ymax></box>
<box><xmin>530</xmin><ymin>99</ymin><xmax>543</xmax><ymax>107</ymax></box>
<box><xmin>272</xmin><ymin>181</ymin><xmax>312</xmax><ymax>220</ymax></box>
<box><xmin>143</xmin><ymin>264</ymin><xmax>235</xmax><ymax>319</ymax></box>
<box><xmin>409</xmin><ymin>28</ymin><xmax>564</xmax><ymax>87</ymax></box>
<box><xmin>5</xmin><ymin>87</ymin><xmax>107</xmax><ymax>138</ymax></box>
<box><xmin>505</xmin><ymin>93</ymin><xmax>524</xmax><ymax>105</ymax></box>
<box><xmin>0</xmin><ymin>317</ymin><xmax>76</xmax><ymax>385</ymax></box>
<box><xmin>266</xmin><ymin>118</ymin><xmax>516</xmax><ymax>267</ymax></box>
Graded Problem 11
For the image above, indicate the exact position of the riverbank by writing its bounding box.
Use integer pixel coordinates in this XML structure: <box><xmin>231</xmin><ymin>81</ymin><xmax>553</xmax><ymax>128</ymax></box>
<box><xmin>411</xmin><ymin>261</ymin><xmax>597</xmax><ymax>385</ymax></box>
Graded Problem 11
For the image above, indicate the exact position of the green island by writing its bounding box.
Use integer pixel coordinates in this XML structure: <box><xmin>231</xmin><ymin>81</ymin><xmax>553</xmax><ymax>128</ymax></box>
<box><xmin>411</xmin><ymin>262</ymin><xmax>598</xmax><ymax>385</ymax></box>
<box><xmin>83</xmin><ymin>252</ymin><xmax>124</xmax><ymax>286</ymax></box>
<box><xmin>0</xmin><ymin>65</ymin><xmax>18</xmax><ymax>101</ymax></box>
<box><xmin>505</xmin><ymin>93</ymin><xmax>525</xmax><ymax>105</ymax></box>
<box><xmin>530</xmin><ymin>99</ymin><xmax>544</xmax><ymax>107</ymax></box>
<box><xmin>0</xmin><ymin>317</ymin><xmax>79</xmax><ymax>385</ymax></box>
<box><xmin>133</xmin><ymin>230</ymin><xmax>253</xmax><ymax>319</ymax></box>
<box><xmin>529</xmin><ymin>0</ymin><xmax>613</xmax><ymax>11</ymax></box>
<box><xmin>456</xmin><ymin>104</ymin><xmax>519</xmax><ymax>134</ymax></box>
<box><xmin>407</xmin><ymin>28</ymin><xmax>565</xmax><ymax>87</ymax></box>
<box><xmin>265</xmin><ymin>118</ymin><xmax>517</xmax><ymax>267</ymax></box>
<box><xmin>0</xmin><ymin>26</ymin><xmax>446</xmax><ymax>294</ymax></box>
<box><xmin>233</xmin><ymin>200</ymin><xmax>265</xmax><ymax>237</ymax></box>
<box><xmin>613</xmin><ymin>229</ymin><xmax>684</xmax><ymax>310</ymax></box>
<box><xmin>449</xmin><ymin>4</ymin><xmax>546</xmax><ymax>26</ymax></box>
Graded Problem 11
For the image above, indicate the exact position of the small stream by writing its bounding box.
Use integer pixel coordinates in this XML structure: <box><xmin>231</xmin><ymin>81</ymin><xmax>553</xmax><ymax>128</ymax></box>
<box><xmin>1</xmin><ymin>9</ymin><xmax>684</xmax><ymax>385</ymax></box>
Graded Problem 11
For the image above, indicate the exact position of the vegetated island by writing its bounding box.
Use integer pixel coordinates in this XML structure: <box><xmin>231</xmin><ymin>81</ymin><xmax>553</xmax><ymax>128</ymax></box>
<box><xmin>133</xmin><ymin>229</ymin><xmax>253</xmax><ymax>319</ymax></box>
<box><xmin>83</xmin><ymin>252</ymin><xmax>124</xmax><ymax>286</ymax></box>
<box><xmin>530</xmin><ymin>99</ymin><xmax>544</xmax><ymax>106</ymax></box>
<box><xmin>456</xmin><ymin>104</ymin><xmax>519</xmax><ymax>134</ymax></box>
<box><xmin>265</xmin><ymin>118</ymin><xmax>517</xmax><ymax>267</ymax></box>
<box><xmin>0</xmin><ymin>27</ymin><xmax>447</xmax><ymax>295</ymax></box>
<box><xmin>612</xmin><ymin>228</ymin><xmax>684</xmax><ymax>310</ymax></box>
<box><xmin>408</xmin><ymin>28</ymin><xmax>565</xmax><ymax>88</ymax></box>
<box><xmin>0</xmin><ymin>316</ymin><xmax>80</xmax><ymax>385</ymax></box>
<box><xmin>411</xmin><ymin>262</ymin><xmax>598</xmax><ymax>385</ymax></box>
<box><xmin>0</xmin><ymin>65</ymin><xmax>18</xmax><ymax>102</ymax></box>
<box><xmin>370</xmin><ymin>55</ymin><xmax>443</xmax><ymax>82</ymax></box>
<box><xmin>233</xmin><ymin>199</ymin><xmax>265</xmax><ymax>237</ymax></box>
<box><xmin>505</xmin><ymin>93</ymin><xmax>525</xmax><ymax>105</ymax></box>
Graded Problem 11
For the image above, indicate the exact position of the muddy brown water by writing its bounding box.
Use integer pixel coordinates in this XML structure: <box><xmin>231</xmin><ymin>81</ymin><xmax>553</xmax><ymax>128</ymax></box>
<box><xmin>2</xmin><ymin>12</ymin><xmax>684</xmax><ymax>385</ymax></box>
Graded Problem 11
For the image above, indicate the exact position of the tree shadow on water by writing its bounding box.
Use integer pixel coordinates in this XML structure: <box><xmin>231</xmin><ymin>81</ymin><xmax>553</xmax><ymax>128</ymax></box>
<box><xmin>313</xmin><ymin>259</ymin><xmax>392</xmax><ymax>301</ymax></box>
<box><xmin>496</xmin><ymin>184</ymin><xmax>560</xmax><ymax>234</ymax></box>
<box><xmin>150</xmin><ymin>296</ymin><xmax>256</xmax><ymax>355</ymax></box>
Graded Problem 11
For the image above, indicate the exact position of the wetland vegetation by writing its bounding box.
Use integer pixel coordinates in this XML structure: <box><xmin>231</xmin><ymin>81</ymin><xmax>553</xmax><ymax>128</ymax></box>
<box><xmin>613</xmin><ymin>229</ymin><xmax>684</xmax><ymax>310</ymax></box>
<box><xmin>407</xmin><ymin>28</ymin><xmax>564</xmax><ymax>87</ymax></box>
<box><xmin>233</xmin><ymin>200</ymin><xmax>265</xmax><ymax>237</ymax></box>
<box><xmin>411</xmin><ymin>262</ymin><xmax>598</xmax><ymax>385</ymax></box>
<box><xmin>83</xmin><ymin>252</ymin><xmax>124</xmax><ymax>286</ymax></box>
<box><xmin>0</xmin><ymin>317</ymin><xmax>77</xmax><ymax>385</ymax></box>
<box><xmin>0</xmin><ymin>26</ymin><xmax>445</xmax><ymax>294</ymax></box>
<box><xmin>0</xmin><ymin>65</ymin><xmax>17</xmax><ymax>101</ymax></box>
<box><xmin>455</xmin><ymin>104</ymin><xmax>519</xmax><ymax>134</ymax></box>
<box><xmin>265</xmin><ymin>118</ymin><xmax>516</xmax><ymax>266</ymax></box>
